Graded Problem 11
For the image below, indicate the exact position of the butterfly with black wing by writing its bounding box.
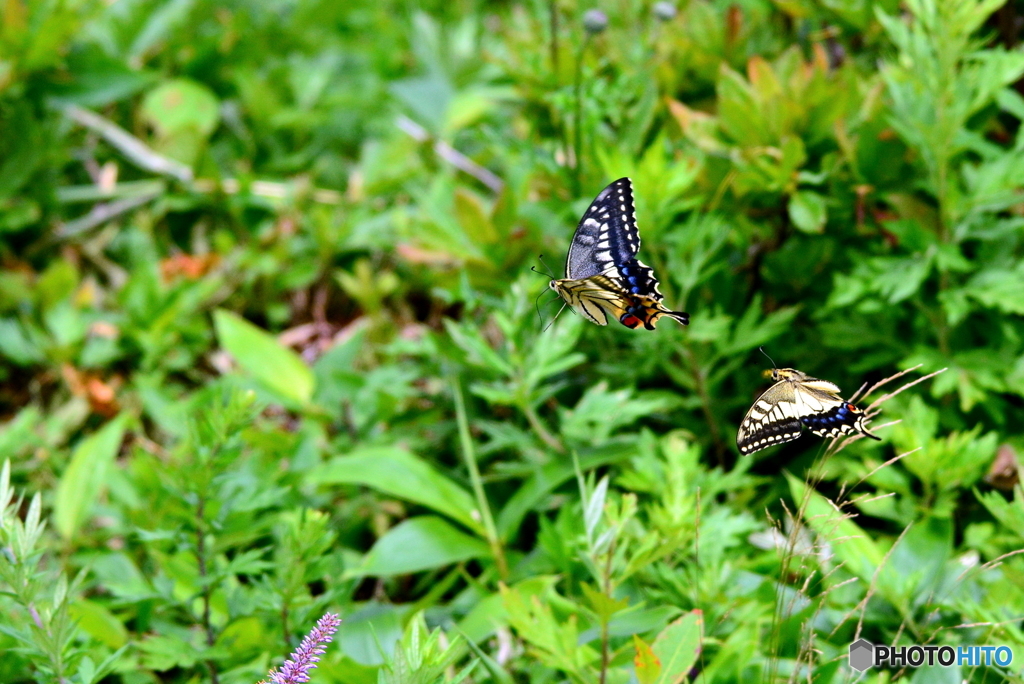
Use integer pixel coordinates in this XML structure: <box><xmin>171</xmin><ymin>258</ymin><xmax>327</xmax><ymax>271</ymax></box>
<box><xmin>737</xmin><ymin>368</ymin><xmax>881</xmax><ymax>456</ymax></box>
<box><xmin>548</xmin><ymin>178</ymin><xmax>689</xmax><ymax>330</ymax></box>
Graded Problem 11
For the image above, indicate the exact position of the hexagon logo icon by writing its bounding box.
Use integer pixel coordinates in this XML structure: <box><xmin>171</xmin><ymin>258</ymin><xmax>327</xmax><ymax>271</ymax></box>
<box><xmin>849</xmin><ymin>639</ymin><xmax>874</xmax><ymax>672</ymax></box>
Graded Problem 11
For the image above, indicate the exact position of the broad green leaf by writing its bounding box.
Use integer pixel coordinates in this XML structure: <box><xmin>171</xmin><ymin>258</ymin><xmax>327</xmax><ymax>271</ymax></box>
<box><xmin>888</xmin><ymin>515</ymin><xmax>951</xmax><ymax>600</ymax></box>
<box><xmin>141</xmin><ymin>78</ymin><xmax>219</xmax><ymax>137</ymax></box>
<box><xmin>634</xmin><ymin>635</ymin><xmax>661</xmax><ymax>684</ymax></box>
<box><xmin>352</xmin><ymin>516</ymin><xmax>490</xmax><ymax>577</ymax></box>
<box><xmin>213</xmin><ymin>309</ymin><xmax>314</xmax><ymax>406</ymax></box>
<box><xmin>652</xmin><ymin>610</ymin><xmax>702</xmax><ymax>684</ymax></box>
<box><xmin>787</xmin><ymin>474</ymin><xmax>885</xmax><ymax>581</ymax></box>
<box><xmin>455</xmin><ymin>187</ymin><xmax>497</xmax><ymax>245</ymax></box>
<box><xmin>138</xmin><ymin>634</ymin><xmax>202</xmax><ymax>671</ymax></box>
<box><xmin>55</xmin><ymin>414</ymin><xmax>128</xmax><ymax>540</ymax></box>
<box><xmin>338</xmin><ymin>603</ymin><xmax>408</xmax><ymax>666</ymax></box>
<box><xmin>70</xmin><ymin>599</ymin><xmax>129</xmax><ymax>648</ymax></box>
<box><xmin>788</xmin><ymin>191</ymin><xmax>827</xmax><ymax>233</ymax></box>
<box><xmin>309</xmin><ymin>446</ymin><xmax>483</xmax><ymax>535</ymax></box>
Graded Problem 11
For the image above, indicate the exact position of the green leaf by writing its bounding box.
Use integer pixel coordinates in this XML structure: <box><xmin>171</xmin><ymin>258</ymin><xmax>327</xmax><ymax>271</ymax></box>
<box><xmin>444</xmin><ymin>319</ymin><xmax>514</xmax><ymax>376</ymax></box>
<box><xmin>141</xmin><ymin>78</ymin><xmax>219</xmax><ymax>137</ymax></box>
<box><xmin>964</xmin><ymin>264</ymin><xmax>1024</xmax><ymax>315</ymax></box>
<box><xmin>54</xmin><ymin>414</ymin><xmax>128</xmax><ymax>540</ymax></box>
<box><xmin>787</xmin><ymin>475</ymin><xmax>907</xmax><ymax>607</ymax></box>
<box><xmin>652</xmin><ymin>610</ymin><xmax>702</xmax><ymax>684</ymax></box>
<box><xmin>353</xmin><ymin>516</ymin><xmax>491</xmax><ymax>577</ymax></box>
<box><xmin>580</xmin><ymin>583</ymin><xmax>628</xmax><ymax>622</ymax></box>
<box><xmin>138</xmin><ymin>634</ymin><xmax>202</xmax><ymax>671</ymax></box>
<box><xmin>975</xmin><ymin>486</ymin><xmax>1024</xmax><ymax>533</ymax></box>
<box><xmin>455</xmin><ymin>187</ymin><xmax>497</xmax><ymax>245</ymax></box>
<box><xmin>0</xmin><ymin>319</ymin><xmax>44</xmax><ymax>365</ymax></box>
<box><xmin>788</xmin><ymin>191</ymin><xmax>827</xmax><ymax>233</ymax></box>
<box><xmin>309</xmin><ymin>446</ymin><xmax>483</xmax><ymax>535</ymax></box>
<box><xmin>634</xmin><ymin>635</ymin><xmax>661</xmax><ymax>684</ymax></box>
<box><xmin>213</xmin><ymin>309</ymin><xmax>314</xmax><ymax>406</ymax></box>
<box><xmin>337</xmin><ymin>603</ymin><xmax>408</xmax><ymax>666</ymax></box>
<box><xmin>53</xmin><ymin>47</ymin><xmax>158</xmax><ymax>106</ymax></box>
<box><xmin>70</xmin><ymin>599</ymin><xmax>129</xmax><ymax>648</ymax></box>
<box><xmin>787</xmin><ymin>475</ymin><xmax>884</xmax><ymax>581</ymax></box>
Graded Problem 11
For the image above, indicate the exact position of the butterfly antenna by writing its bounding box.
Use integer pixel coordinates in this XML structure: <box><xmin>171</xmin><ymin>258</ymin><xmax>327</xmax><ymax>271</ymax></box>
<box><xmin>534</xmin><ymin>286</ymin><xmax>551</xmax><ymax>327</ymax></box>
<box><xmin>543</xmin><ymin>301</ymin><xmax>570</xmax><ymax>332</ymax></box>
<box><xmin>759</xmin><ymin>346</ymin><xmax>778</xmax><ymax>371</ymax></box>
<box><xmin>530</xmin><ymin>254</ymin><xmax>556</xmax><ymax>280</ymax></box>
<box><xmin>538</xmin><ymin>254</ymin><xmax>557</xmax><ymax>278</ymax></box>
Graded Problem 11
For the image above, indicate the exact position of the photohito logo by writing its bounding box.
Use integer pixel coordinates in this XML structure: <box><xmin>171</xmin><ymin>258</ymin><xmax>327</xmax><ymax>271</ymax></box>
<box><xmin>848</xmin><ymin>639</ymin><xmax>1014</xmax><ymax>672</ymax></box>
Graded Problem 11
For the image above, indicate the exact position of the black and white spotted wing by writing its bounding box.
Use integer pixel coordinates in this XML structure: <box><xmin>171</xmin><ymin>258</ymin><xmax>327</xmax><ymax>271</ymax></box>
<box><xmin>563</xmin><ymin>178</ymin><xmax>660</xmax><ymax>296</ymax></box>
<box><xmin>548</xmin><ymin>178</ymin><xmax>689</xmax><ymax>330</ymax></box>
<box><xmin>736</xmin><ymin>368</ymin><xmax>881</xmax><ymax>456</ymax></box>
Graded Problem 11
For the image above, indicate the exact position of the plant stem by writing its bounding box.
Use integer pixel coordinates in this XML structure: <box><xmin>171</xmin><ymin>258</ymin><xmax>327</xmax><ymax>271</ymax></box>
<box><xmin>598</xmin><ymin>544</ymin><xmax>614</xmax><ymax>684</ymax></box>
<box><xmin>195</xmin><ymin>495</ymin><xmax>220</xmax><ymax>684</ymax></box>
<box><xmin>682</xmin><ymin>346</ymin><xmax>725</xmax><ymax>465</ymax></box>
<box><xmin>281</xmin><ymin>603</ymin><xmax>292</xmax><ymax>649</ymax></box>
<box><xmin>548</xmin><ymin>0</ymin><xmax>560</xmax><ymax>75</ymax></box>
<box><xmin>522</xmin><ymin>398</ymin><xmax>565</xmax><ymax>453</ymax></box>
<box><xmin>573</xmin><ymin>35</ymin><xmax>592</xmax><ymax>195</ymax></box>
<box><xmin>452</xmin><ymin>379</ymin><xmax>509</xmax><ymax>580</ymax></box>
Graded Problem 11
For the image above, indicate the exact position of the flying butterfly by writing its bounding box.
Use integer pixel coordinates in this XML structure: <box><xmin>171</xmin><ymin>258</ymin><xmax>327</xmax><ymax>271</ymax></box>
<box><xmin>737</xmin><ymin>368</ymin><xmax>881</xmax><ymax>456</ymax></box>
<box><xmin>548</xmin><ymin>178</ymin><xmax>689</xmax><ymax>330</ymax></box>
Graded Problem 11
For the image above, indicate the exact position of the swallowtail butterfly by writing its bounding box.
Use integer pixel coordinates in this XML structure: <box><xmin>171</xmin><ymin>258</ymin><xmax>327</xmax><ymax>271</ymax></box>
<box><xmin>737</xmin><ymin>368</ymin><xmax>880</xmax><ymax>456</ymax></box>
<box><xmin>548</xmin><ymin>178</ymin><xmax>689</xmax><ymax>330</ymax></box>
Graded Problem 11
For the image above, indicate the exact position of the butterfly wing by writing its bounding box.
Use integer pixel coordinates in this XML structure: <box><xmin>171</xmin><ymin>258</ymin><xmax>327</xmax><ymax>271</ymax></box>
<box><xmin>738</xmin><ymin>370</ymin><xmax>881</xmax><ymax>455</ymax></box>
<box><xmin>628</xmin><ymin>296</ymin><xmax>690</xmax><ymax>329</ymax></box>
<box><xmin>736</xmin><ymin>380</ymin><xmax>805</xmax><ymax>455</ymax></box>
<box><xmin>784</xmin><ymin>377</ymin><xmax>877</xmax><ymax>440</ymax></box>
<box><xmin>564</xmin><ymin>178</ymin><xmax>641</xmax><ymax>280</ymax></box>
<box><xmin>561</xmin><ymin>178</ymin><xmax>688</xmax><ymax>328</ymax></box>
<box><xmin>550</xmin><ymin>276</ymin><xmax>631</xmax><ymax>326</ymax></box>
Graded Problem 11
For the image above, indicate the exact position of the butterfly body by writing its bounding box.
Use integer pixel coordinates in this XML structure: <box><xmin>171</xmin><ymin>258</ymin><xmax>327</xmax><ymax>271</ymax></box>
<box><xmin>736</xmin><ymin>368</ymin><xmax>880</xmax><ymax>456</ymax></box>
<box><xmin>548</xmin><ymin>178</ymin><xmax>688</xmax><ymax>330</ymax></box>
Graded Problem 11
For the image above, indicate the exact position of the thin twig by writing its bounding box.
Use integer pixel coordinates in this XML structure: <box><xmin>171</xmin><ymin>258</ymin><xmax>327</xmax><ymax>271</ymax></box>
<box><xmin>63</xmin><ymin>105</ymin><xmax>193</xmax><ymax>182</ymax></box>
<box><xmin>57</xmin><ymin>193</ymin><xmax>160</xmax><ymax>237</ymax></box>
<box><xmin>522</xmin><ymin>400</ymin><xmax>565</xmax><ymax>453</ymax></box>
<box><xmin>396</xmin><ymin>115</ymin><xmax>503</xmax><ymax>192</ymax></box>
<box><xmin>853</xmin><ymin>448</ymin><xmax>920</xmax><ymax>489</ymax></box>
<box><xmin>846</xmin><ymin>364</ymin><xmax>922</xmax><ymax>404</ymax></box>
<box><xmin>865</xmin><ymin>368</ymin><xmax>947</xmax><ymax>415</ymax></box>
<box><xmin>191</xmin><ymin>178</ymin><xmax>342</xmax><ymax>204</ymax></box>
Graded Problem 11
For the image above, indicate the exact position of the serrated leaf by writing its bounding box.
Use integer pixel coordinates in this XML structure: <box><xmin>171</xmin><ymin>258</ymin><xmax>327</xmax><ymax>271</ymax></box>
<box><xmin>580</xmin><ymin>583</ymin><xmax>628</xmax><ymax>622</ymax></box>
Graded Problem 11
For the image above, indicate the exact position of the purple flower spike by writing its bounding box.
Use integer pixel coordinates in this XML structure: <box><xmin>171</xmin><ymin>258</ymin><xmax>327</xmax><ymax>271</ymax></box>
<box><xmin>263</xmin><ymin>613</ymin><xmax>342</xmax><ymax>684</ymax></box>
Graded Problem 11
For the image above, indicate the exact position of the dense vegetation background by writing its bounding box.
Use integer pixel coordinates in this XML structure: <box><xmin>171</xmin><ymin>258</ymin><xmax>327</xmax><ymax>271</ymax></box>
<box><xmin>3</xmin><ymin>0</ymin><xmax>1024</xmax><ymax>681</ymax></box>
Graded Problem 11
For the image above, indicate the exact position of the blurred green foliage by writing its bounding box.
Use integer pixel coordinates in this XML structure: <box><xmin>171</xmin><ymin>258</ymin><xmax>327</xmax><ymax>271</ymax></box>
<box><xmin>2</xmin><ymin>0</ymin><xmax>1024</xmax><ymax>682</ymax></box>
